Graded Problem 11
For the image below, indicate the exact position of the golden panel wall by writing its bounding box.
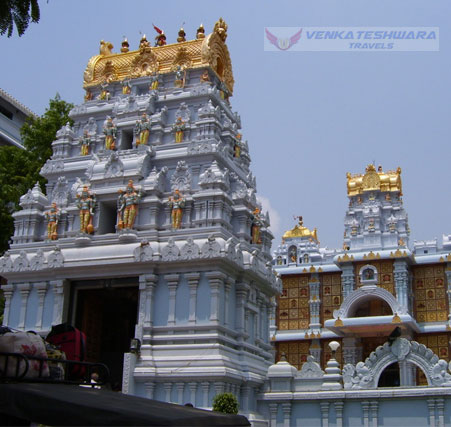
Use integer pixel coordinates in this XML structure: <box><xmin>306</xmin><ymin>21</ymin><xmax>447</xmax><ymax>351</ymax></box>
<box><xmin>415</xmin><ymin>333</ymin><xmax>450</xmax><ymax>385</ymax></box>
<box><xmin>321</xmin><ymin>273</ymin><xmax>342</xmax><ymax>323</ymax></box>
<box><xmin>354</xmin><ymin>260</ymin><xmax>395</xmax><ymax>295</ymax></box>
<box><xmin>276</xmin><ymin>340</ymin><xmax>311</xmax><ymax>370</ymax></box>
<box><xmin>413</xmin><ymin>264</ymin><xmax>448</xmax><ymax>323</ymax></box>
<box><xmin>277</xmin><ymin>275</ymin><xmax>310</xmax><ymax>330</ymax></box>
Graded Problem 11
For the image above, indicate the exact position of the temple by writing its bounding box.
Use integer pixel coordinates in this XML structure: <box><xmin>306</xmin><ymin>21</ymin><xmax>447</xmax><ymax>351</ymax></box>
<box><xmin>1</xmin><ymin>18</ymin><xmax>451</xmax><ymax>427</ymax></box>
<box><xmin>0</xmin><ymin>20</ymin><xmax>279</xmax><ymax>424</ymax></box>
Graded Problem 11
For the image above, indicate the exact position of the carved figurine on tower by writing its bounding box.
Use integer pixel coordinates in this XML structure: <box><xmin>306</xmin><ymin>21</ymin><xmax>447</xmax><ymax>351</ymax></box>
<box><xmin>103</xmin><ymin>116</ymin><xmax>117</xmax><ymax>150</ymax></box>
<box><xmin>172</xmin><ymin>116</ymin><xmax>186</xmax><ymax>143</ymax></box>
<box><xmin>45</xmin><ymin>202</ymin><xmax>60</xmax><ymax>240</ymax></box>
<box><xmin>117</xmin><ymin>180</ymin><xmax>141</xmax><ymax>230</ymax></box>
<box><xmin>134</xmin><ymin>113</ymin><xmax>151</xmax><ymax>146</ymax></box>
<box><xmin>251</xmin><ymin>207</ymin><xmax>263</xmax><ymax>244</ymax></box>
<box><xmin>79</xmin><ymin>130</ymin><xmax>91</xmax><ymax>156</ymax></box>
<box><xmin>121</xmin><ymin>79</ymin><xmax>131</xmax><ymax>95</ymax></box>
<box><xmin>153</xmin><ymin>24</ymin><xmax>166</xmax><ymax>46</ymax></box>
<box><xmin>76</xmin><ymin>186</ymin><xmax>96</xmax><ymax>234</ymax></box>
<box><xmin>234</xmin><ymin>133</ymin><xmax>242</xmax><ymax>158</ymax></box>
<box><xmin>168</xmin><ymin>189</ymin><xmax>185</xmax><ymax>229</ymax></box>
<box><xmin>149</xmin><ymin>72</ymin><xmax>160</xmax><ymax>90</ymax></box>
<box><xmin>174</xmin><ymin>65</ymin><xmax>185</xmax><ymax>88</ymax></box>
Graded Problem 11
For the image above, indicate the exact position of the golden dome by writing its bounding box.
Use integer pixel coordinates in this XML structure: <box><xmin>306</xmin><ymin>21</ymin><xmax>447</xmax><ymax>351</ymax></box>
<box><xmin>346</xmin><ymin>164</ymin><xmax>402</xmax><ymax>196</ymax></box>
<box><xmin>283</xmin><ymin>216</ymin><xmax>319</xmax><ymax>242</ymax></box>
<box><xmin>83</xmin><ymin>18</ymin><xmax>234</xmax><ymax>94</ymax></box>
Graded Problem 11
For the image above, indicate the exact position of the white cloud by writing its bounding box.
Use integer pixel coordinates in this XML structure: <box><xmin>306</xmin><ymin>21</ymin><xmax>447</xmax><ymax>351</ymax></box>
<box><xmin>257</xmin><ymin>195</ymin><xmax>281</xmax><ymax>237</ymax></box>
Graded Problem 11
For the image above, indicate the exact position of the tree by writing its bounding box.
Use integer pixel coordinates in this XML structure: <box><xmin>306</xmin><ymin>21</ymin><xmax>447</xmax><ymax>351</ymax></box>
<box><xmin>0</xmin><ymin>94</ymin><xmax>73</xmax><ymax>254</ymax></box>
<box><xmin>0</xmin><ymin>0</ymin><xmax>40</xmax><ymax>37</ymax></box>
<box><xmin>212</xmin><ymin>393</ymin><xmax>239</xmax><ymax>415</ymax></box>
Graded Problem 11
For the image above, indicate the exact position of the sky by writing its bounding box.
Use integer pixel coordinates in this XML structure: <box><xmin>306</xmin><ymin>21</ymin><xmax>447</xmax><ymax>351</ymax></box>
<box><xmin>1</xmin><ymin>0</ymin><xmax>450</xmax><ymax>252</ymax></box>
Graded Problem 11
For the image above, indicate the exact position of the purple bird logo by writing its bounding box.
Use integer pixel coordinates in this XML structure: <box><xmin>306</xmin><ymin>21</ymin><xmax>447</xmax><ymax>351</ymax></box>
<box><xmin>265</xmin><ymin>28</ymin><xmax>302</xmax><ymax>51</ymax></box>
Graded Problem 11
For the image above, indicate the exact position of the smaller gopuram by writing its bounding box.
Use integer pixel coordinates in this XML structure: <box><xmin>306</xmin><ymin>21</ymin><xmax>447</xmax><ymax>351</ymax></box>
<box><xmin>0</xmin><ymin>19</ymin><xmax>279</xmax><ymax>423</ymax></box>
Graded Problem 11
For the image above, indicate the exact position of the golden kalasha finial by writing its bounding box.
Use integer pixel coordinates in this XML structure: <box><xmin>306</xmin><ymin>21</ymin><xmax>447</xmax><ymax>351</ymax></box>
<box><xmin>121</xmin><ymin>37</ymin><xmax>129</xmax><ymax>53</ymax></box>
<box><xmin>177</xmin><ymin>27</ymin><xmax>186</xmax><ymax>43</ymax></box>
<box><xmin>196</xmin><ymin>23</ymin><xmax>205</xmax><ymax>39</ymax></box>
<box><xmin>139</xmin><ymin>34</ymin><xmax>150</xmax><ymax>49</ymax></box>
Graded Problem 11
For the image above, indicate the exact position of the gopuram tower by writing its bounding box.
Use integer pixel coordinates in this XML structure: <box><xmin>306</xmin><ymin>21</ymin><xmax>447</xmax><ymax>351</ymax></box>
<box><xmin>0</xmin><ymin>19</ymin><xmax>279</xmax><ymax>419</ymax></box>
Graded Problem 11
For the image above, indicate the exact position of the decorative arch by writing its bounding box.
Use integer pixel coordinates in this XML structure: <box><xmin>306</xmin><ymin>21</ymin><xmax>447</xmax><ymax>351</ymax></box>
<box><xmin>343</xmin><ymin>338</ymin><xmax>451</xmax><ymax>389</ymax></box>
<box><xmin>334</xmin><ymin>285</ymin><xmax>404</xmax><ymax>319</ymax></box>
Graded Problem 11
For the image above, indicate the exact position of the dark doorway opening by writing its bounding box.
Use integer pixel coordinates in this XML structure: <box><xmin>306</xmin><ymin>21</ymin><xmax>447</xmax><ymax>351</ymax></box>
<box><xmin>378</xmin><ymin>362</ymin><xmax>400</xmax><ymax>387</ymax></box>
<box><xmin>73</xmin><ymin>283</ymin><xmax>138</xmax><ymax>390</ymax></box>
<box><xmin>353</xmin><ymin>298</ymin><xmax>392</xmax><ymax>317</ymax></box>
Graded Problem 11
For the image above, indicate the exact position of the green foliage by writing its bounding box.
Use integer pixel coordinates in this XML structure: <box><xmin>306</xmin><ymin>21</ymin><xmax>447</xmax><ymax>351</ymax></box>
<box><xmin>0</xmin><ymin>0</ymin><xmax>40</xmax><ymax>37</ymax></box>
<box><xmin>212</xmin><ymin>392</ymin><xmax>239</xmax><ymax>415</ymax></box>
<box><xmin>0</xmin><ymin>94</ymin><xmax>73</xmax><ymax>254</ymax></box>
<box><xmin>21</xmin><ymin>94</ymin><xmax>74</xmax><ymax>164</ymax></box>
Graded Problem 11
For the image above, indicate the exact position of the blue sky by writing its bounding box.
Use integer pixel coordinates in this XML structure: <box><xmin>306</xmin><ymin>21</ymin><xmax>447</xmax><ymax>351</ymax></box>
<box><xmin>1</xmin><ymin>0</ymin><xmax>450</xmax><ymax>251</ymax></box>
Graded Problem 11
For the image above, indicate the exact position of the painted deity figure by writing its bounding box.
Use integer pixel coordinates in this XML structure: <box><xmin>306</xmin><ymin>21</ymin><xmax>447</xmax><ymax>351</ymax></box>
<box><xmin>134</xmin><ymin>113</ymin><xmax>151</xmax><ymax>145</ymax></box>
<box><xmin>234</xmin><ymin>133</ymin><xmax>242</xmax><ymax>158</ymax></box>
<box><xmin>45</xmin><ymin>202</ymin><xmax>60</xmax><ymax>240</ymax></box>
<box><xmin>99</xmin><ymin>82</ymin><xmax>110</xmax><ymax>100</ymax></box>
<box><xmin>76</xmin><ymin>186</ymin><xmax>96</xmax><ymax>234</ymax></box>
<box><xmin>121</xmin><ymin>79</ymin><xmax>131</xmax><ymax>95</ymax></box>
<box><xmin>174</xmin><ymin>65</ymin><xmax>185</xmax><ymax>88</ymax></box>
<box><xmin>168</xmin><ymin>190</ymin><xmax>185</xmax><ymax>229</ymax></box>
<box><xmin>103</xmin><ymin>116</ymin><xmax>117</xmax><ymax>150</ymax></box>
<box><xmin>251</xmin><ymin>208</ymin><xmax>263</xmax><ymax>244</ymax></box>
<box><xmin>219</xmin><ymin>81</ymin><xmax>230</xmax><ymax>101</ymax></box>
<box><xmin>149</xmin><ymin>72</ymin><xmax>160</xmax><ymax>90</ymax></box>
<box><xmin>79</xmin><ymin>130</ymin><xmax>91</xmax><ymax>156</ymax></box>
<box><xmin>200</xmin><ymin>70</ymin><xmax>210</xmax><ymax>83</ymax></box>
<box><xmin>84</xmin><ymin>90</ymin><xmax>92</xmax><ymax>102</ymax></box>
<box><xmin>172</xmin><ymin>117</ymin><xmax>186</xmax><ymax>143</ymax></box>
<box><xmin>117</xmin><ymin>180</ymin><xmax>141</xmax><ymax>230</ymax></box>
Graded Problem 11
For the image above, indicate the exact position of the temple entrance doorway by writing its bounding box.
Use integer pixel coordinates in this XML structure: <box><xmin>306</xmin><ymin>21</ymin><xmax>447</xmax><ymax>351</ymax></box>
<box><xmin>71</xmin><ymin>278</ymin><xmax>138</xmax><ymax>390</ymax></box>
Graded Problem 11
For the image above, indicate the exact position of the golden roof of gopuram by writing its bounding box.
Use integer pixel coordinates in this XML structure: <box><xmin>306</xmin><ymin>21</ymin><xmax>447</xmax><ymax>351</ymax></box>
<box><xmin>283</xmin><ymin>217</ymin><xmax>319</xmax><ymax>242</ymax></box>
<box><xmin>346</xmin><ymin>164</ymin><xmax>402</xmax><ymax>196</ymax></box>
<box><xmin>83</xmin><ymin>18</ymin><xmax>234</xmax><ymax>94</ymax></box>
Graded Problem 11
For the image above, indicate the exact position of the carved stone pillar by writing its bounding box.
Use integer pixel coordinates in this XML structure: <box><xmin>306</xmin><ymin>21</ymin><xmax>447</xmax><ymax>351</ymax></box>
<box><xmin>176</xmin><ymin>382</ymin><xmax>184</xmax><ymax>404</ymax></box>
<box><xmin>370</xmin><ymin>400</ymin><xmax>378</xmax><ymax>427</ymax></box>
<box><xmin>35</xmin><ymin>282</ymin><xmax>48</xmax><ymax>330</ymax></box>
<box><xmin>205</xmin><ymin>271</ymin><xmax>226</xmax><ymax>324</ymax></box>
<box><xmin>309</xmin><ymin>274</ymin><xmax>321</xmax><ymax>331</ymax></box>
<box><xmin>51</xmin><ymin>279</ymin><xmax>65</xmax><ymax>325</ymax></box>
<box><xmin>335</xmin><ymin>401</ymin><xmax>344</xmax><ymax>427</ymax></box>
<box><xmin>201</xmin><ymin>382</ymin><xmax>210</xmax><ymax>408</ymax></box>
<box><xmin>241</xmin><ymin>385</ymin><xmax>250</xmax><ymax>412</ymax></box>
<box><xmin>165</xmin><ymin>274</ymin><xmax>179</xmax><ymax>326</ymax></box>
<box><xmin>320</xmin><ymin>401</ymin><xmax>330</xmax><ymax>427</ymax></box>
<box><xmin>164</xmin><ymin>382</ymin><xmax>172</xmax><ymax>403</ymax></box>
<box><xmin>139</xmin><ymin>274</ymin><xmax>157</xmax><ymax>328</ymax></box>
<box><xmin>394</xmin><ymin>259</ymin><xmax>410</xmax><ymax>312</ymax></box>
<box><xmin>188</xmin><ymin>382</ymin><xmax>197</xmax><ymax>406</ymax></box>
<box><xmin>186</xmin><ymin>273</ymin><xmax>200</xmax><ymax>325</ymax></box>
<box><xmin>282</xmin><ymin>402</ymin><xmax>291</xmax><ymax>427</ymax></box>
<box><xmin>269</xmin><ymin>403</ymin><xmax>278</xmax><ymax>427</ymax></box>
<box><xmin>341</xmin><ymin>264</ymin><xmax>355</xmax><ymax>298</ymax></box>
<box><xmin>1</xmin><ymin>284</ymin><xmax>14</xmax><ymax>326</ymax></box>
<box><xmin>399</xmin><ymin>360</ymin><xmax>415</xmax><ymax>386</ymax></box>
<box><xmin>18</xmin><ymin>283</ymin><xmax>31</xmax><ymax>328</ymax></box>
<box><xmin>235</xmin><ymin>283</ymin><xmax>249</xmax><ymax>340</ymax></box>
<box><xmin>361</xmin><ymin>401</ymin><xmax>370</xmax><ymax>427</ymax></box>
<box><xmin>224</xmin><ymin>279</ymin><xmax>233</xmax><ymax>328</ymax></box>
<box><xmin>445</xmin><ymin>267</ymin><xmax>451</xmax><ymax>325</ymax></box>
<box><xmin>144</xmin><ymin>382</ymin><xmax>155</xmax><ymax>399</ymax></box>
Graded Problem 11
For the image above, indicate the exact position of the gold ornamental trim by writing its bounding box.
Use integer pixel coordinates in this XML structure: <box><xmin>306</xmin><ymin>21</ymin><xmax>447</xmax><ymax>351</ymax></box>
<box><xmin>283</xmin><ymin>216</ymin><xmax>319</xmax><ymax>242</ymax></box>
<box><xmin>337</xmin><ymin>253</ymin><xmax>354</xmax><ymax>263</ymax></box>
<box><xmin>83</xmin><ymin>19</ymin><xmax>234</xmax><ymax>94</ymax></box>
<box><xmin>363</xmin><ymin>251</ymin><xmax>380</xmax><ymax>260</ymax></box>
<box><xmin>346</xmin><ymin>164</ymin><xmax>402</xmax><ymax>196</ymax></box>
<box><xmin>389</xmin><ymin>249</ymin><xmax>408</xmax><ymax>258</ymax></box>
